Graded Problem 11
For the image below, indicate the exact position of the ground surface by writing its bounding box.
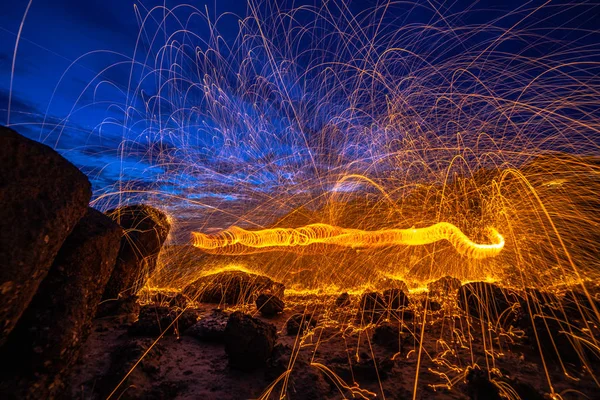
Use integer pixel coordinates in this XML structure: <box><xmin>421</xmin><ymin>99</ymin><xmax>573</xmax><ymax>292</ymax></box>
<box><xmin>68</xmin><ymin>292</ymin><xmax>599</xmax><ymax>400</ymax></box>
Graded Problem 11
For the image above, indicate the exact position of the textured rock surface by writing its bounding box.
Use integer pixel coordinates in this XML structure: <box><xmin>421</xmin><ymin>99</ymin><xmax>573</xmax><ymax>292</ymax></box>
<box><xmin>183</xmin><ymin>270</ymin><xmax>285</xmax><ymax>305</ymax></box>
<box><xmin>457</xmin><ymin>282</ymin><xmax>520</xmax><ymax>322</ymax></box>
<box><xmin>256</xmin><ymin>293</ymin><xmax>285</xmax><ymax>316</ymax></box>
<box><xmin>0</xmin><ymin>207</ymin><xmax>121</xmax><ymax>399</ymax></box>
<box><xmin>0</xmin><ymin>126</ymin><xmax>91</xmax><ymax>345</ymax></box>
<box><xmin>128</xmin><ymin>305</ymin><xmax>198</xmax><ymax>337</ymax></box>
<box><xmin>102</xmin><ymin>204</ymin><xmax>171</xmax><ymax>299</ymax></box>
<box><xmin>224</xmin><ymin>311</ymin><xmax>277</xmax><ymax>370</ymax></box>
<box><xmin>185</xmin><ymin>310</ymin><xmax>229</xmax><ymax>342</ymax></box>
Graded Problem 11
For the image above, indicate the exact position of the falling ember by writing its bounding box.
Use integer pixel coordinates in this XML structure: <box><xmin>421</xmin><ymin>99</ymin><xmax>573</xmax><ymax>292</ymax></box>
<box><xmin>192</xmin><ymin>222</ymin><xmax>505</xmax><ymax>259</ymax></box>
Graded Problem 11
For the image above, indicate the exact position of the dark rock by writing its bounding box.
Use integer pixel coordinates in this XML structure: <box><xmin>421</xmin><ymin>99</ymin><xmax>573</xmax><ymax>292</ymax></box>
<box><xmin>516</xmin><ymin>288</ymin><xmax>560</xmax><ymax>326</ymax></box>
<box><xmin>96</xmin><ymin>295</ymin><xmax>141</xmax><ymax>318</ymax></box>
<box><xmin>383</xmin><ymin>288</ymin><xmax>410</xmax><ymax>309</ymax></box>
<box><xmin>335</xmin><ymin>292</ymin><xmax>351</xmax><ymax>307</ymax></box>
<box><xmin>183</xmin><ymin>270</ymin><xmax>285</xmax><ymax>305</ymax></box>
<box><xmin>102</xmin><ymin>204</ymin><xmax>171</xmax><ymax>300</ymax></box>
<box><xmin>0</xmin><ymin>126</ymin><xmax>91</xmax><ymax>345</ymax></box>
<box><xmin>286</xmin><ymin>313</ymin><xmax>317</xmax><ymax>336</ymax></box>
<box><xmin>458</xmin><ymin>282</ymin><xmax>520</xmax><ymax>323</ymax></box>
<box><xmin>524</xmin><ymin>314</ymin><xmax>600</xmax><ymax>367</ymax></box>
<box><xmin>256</xmin><ymin>293</ymin><xmax>285</xmax><ymax>316</ymax></box>
<box><xmin>427</xmin><ymin>276</ymin><xmax>462</xmax><ymax>296</ymax></box>
<box><xmin>128</xmin><ymin>306</ymin><xmax>198</xmax><ymax>337</ymax></box>
<box><xmin>465</xmin><ymin>368</ymin><xmax>501</xmax><ymax>400</ymax></box>
<box><xmin>266</xmin><ymin>344</ymin><xmax>330</xmax><ymax>399</ymax></box>
<box><xmin>564</xmin><ymin>286</ymin><xmax>600</xmax><ymax>313</ymax></box>
<box><xmin>185</xmin><ymin>310</ymin><xmax>229</xmax><ymax>342</ymax></box>
<box><xmin>373</xmin><ymin>322</ymin><xmax>403</xmax><ymax>351</ymax></box>
<box><xmin>95</xmin><ymin>338</ymin><xmax>164</xmax><ymax>399</ymax></box>
<box><xmin>357</xmin><ymin>291</ymin><xmax>387</xmax><ymax>323</ymax></box>
<box><xmin>0</xmin><ymin>208</ymin><xmax>121</xmax><ymax>399</ymax></box>
<box><xmin>224</xmin><ymin>312</ymin><xmax>277</xmax><ymax>371</ymax></box>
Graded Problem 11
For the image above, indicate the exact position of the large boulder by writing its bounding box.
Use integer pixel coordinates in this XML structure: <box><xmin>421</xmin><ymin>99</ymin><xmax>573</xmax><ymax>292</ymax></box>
<box><xmin>458</xmin><ymin>282</ymin><xmax>521</xmax><ymax>323</ymax></box>
<box><xmin>0</xmin><ymin>126</ymin><xmax>91</xmax><ymax>345</ymax></box>
<box><xmin>0</xmin><ymin>208</ymin><xmax>121</xmax><ymax>399</ymax></box>
<box><xmin>183</xmin><ymin>270</ymin><xmax>285</xmax><ymax>305</ymax></box>
<box><xmin>102</xmin><ymin>204</ymin><xmax>170</xmax><ymax>299</ymax></box>
<box><xmin>224</xmin><ymin>311</ymin><xmax>277</xmax><ymax>371</ymax></box>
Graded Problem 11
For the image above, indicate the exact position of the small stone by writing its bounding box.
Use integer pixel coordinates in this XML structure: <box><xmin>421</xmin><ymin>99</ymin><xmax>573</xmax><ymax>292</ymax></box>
<box><xmin>256</xmin><ymin>293</ymin><xmax>285</xmax><ymax>317</ymax></box>
<box><xmin>185</xmin><ymin>310</ymin><xmax>229</xmax><ymax>342</ymax></box>
<box><xmin>335</xmin><ymin>292</ymin><xmax>351</xmax><ymax>307</ymax></box>
<box><xmin>224</xmin><ymin>312</ymin><xmax>277</xmax><ymax>371</ymax></box>
<box><xmin>286</xmin><ymin>313</ymin><xmax>317</xmax><ymax>336</ymax></box>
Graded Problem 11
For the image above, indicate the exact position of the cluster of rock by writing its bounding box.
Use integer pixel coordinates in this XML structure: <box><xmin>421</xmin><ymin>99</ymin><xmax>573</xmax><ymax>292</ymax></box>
<box><xmin>0</xmin><ymin>127</ymin><xmax>170</xmax><ymax>399</ymax></box>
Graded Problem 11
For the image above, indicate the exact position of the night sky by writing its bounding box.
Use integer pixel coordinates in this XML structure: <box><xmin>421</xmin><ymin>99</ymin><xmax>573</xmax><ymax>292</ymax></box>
<box><xmin>2</xmin><ymin>1</ymin><xmax>599</xmax><ymax>230</ymax></box>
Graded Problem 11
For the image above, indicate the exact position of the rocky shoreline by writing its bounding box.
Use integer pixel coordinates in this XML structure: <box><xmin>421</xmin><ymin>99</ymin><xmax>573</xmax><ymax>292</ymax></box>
<box><xmin>1</xmin><ymin>125</ymin><xmax>599</xmax><ymax>399</ymax></box>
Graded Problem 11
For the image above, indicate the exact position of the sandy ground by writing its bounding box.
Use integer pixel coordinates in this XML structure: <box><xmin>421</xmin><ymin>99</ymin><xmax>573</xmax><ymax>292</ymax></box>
<box><xmin>68</xmin><ymin>292</ymin><xmax>599</xmax><ymax>400</ymax></box>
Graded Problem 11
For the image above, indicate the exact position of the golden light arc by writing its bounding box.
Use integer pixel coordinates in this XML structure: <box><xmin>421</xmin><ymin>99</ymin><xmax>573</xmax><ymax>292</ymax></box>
<box><xmin>192</xmin><ymin>222</ymin><xmax>505</xmax><ymax>259</ymax></box>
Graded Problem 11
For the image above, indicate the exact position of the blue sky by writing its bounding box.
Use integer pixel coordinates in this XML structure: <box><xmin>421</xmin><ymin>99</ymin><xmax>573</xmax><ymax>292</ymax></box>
<box><xmin>1</xmin><ymin>0</ymin><xmax>599</xmax><ymax>228</ymax></box>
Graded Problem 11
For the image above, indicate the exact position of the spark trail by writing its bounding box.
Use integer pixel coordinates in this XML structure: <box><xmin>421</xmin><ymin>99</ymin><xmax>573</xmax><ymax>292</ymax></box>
<box><xmin>192</xmin><ymin>222</ymin><xmax>505</xmax><ymax>259</ymax></box>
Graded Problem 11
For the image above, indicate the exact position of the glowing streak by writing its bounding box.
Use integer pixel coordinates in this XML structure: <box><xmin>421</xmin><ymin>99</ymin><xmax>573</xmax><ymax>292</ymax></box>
<box><xmin>192</xmin><ymin>222</ymin><xmax>505</xmax><ymax>259</ymax></box>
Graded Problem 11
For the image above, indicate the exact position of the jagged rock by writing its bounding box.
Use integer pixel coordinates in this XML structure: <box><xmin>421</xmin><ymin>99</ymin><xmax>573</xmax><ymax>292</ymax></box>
<box><xmin>224</xmin><ymin>312</ymin><xmax>277</xmax><ymax>371</ymax></box>
<box><xmin>266</xmin><ymin>344</ymin><xmax>331</xmax><ymax>399</ymax></box>
<box><xmin>183</xmin><ymin>270</ymin><xmax>285</xmax><ymax>305</ymax></box>
<box><xmin>465</xmin><ymin>368</ymin><xmax>501</xmax><ymax>400</ymax></box>
<box><xmin>128</xmin><ymin>306</ymin><xmax>198</xmax><ymax>337</ymax></box>
<box><xmin>524</xmin><ymin>314</ymin><xmax>600</xmax><ymax>367</ymax></box>
<box><xmin>0</xmin><ymin>208</ymin><xmax>121</xmax><ymax>399</ymax></box>
<box><xmin>256</xmin><ymin>293</ymin><xmax>285</xmax><ymax>316</ymax></box>
<box><xmin>95</xmin><ymin>338</ymin><xmax>164</xmax><ymax>399</ymax></box>
<box><xmin>458</xmin><ymin>282</ymin><xmax>520</xmax><ymax>322</ymax></box>
<box><xmin>427</xmin><ymin>276</ymin><xmax>462</xmax><ymax>296</ymax></box>
<box><xmin>185</xmin><ymin>310</ymin><xmax>229</xmax><ymax>342</ymax></box>
<box><xmin>516</xmin><ymin>288</ymin><xmax>560</xmax><ymax>326</ymax></box>
<box><xmin>373</xmin><ymin>322</ymin><xmax>404</xmax><ymax>351</ymax></box>
<box><xmin>383</xmin><ymin>288</ymin><xmax>410</xmax><ymax>309</ymax></box>
<box><xmin>0</xmin><ymin>126</ymin><xmax>91</xmax><ymax>345</ymax></box>
<box><xmin>357</xmin><ymin>291</ymin><xmax>387</xmax><ymax>323</ymax></box>
<box><xmin>286</xmin><ymin>313</ymin><xmax>318</xmax><ymax>336</ymax></box>
<box><xmin>102</xmin><ymin>204</ymin><xmax>170</xmax><ymax>300</ymax></box>
<box><xmin>335</xmin><ymin>292</ymin><xmax>351</xmax><ymax>307</ymax></box>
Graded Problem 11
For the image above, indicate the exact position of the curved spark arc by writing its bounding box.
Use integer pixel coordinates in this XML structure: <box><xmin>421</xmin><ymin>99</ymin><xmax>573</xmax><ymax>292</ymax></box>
<box><xmin>192</xmin><ymin>222</ymin><xmax>505</xmax><ymax>259</ymax></box>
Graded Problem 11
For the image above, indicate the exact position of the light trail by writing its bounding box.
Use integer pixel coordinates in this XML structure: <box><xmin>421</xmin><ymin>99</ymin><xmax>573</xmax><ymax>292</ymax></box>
<box><xmin>192</xmin><ymin>222</ymin><xmax>504</xmax><ymax>259</ymax></box>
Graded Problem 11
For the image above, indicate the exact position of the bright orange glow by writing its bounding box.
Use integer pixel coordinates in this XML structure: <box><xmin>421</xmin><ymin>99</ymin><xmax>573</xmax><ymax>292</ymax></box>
<box><xmin>192</xmin><ymin>222</ymin><xmax>505</xmax><ymax>259</ymax></box>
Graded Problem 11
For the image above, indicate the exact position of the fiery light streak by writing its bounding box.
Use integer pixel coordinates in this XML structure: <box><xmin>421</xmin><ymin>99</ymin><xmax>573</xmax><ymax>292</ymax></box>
<box><xmin>192</xmin><ymin>222</ymin><xmax>505</xmax><ymax>259</ymax></box>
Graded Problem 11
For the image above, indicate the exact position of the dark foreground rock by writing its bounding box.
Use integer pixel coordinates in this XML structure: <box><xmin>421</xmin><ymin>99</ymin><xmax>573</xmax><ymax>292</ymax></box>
<box><xmin>0</xmin><ymin>126</ymin><xmax>91</xmax><ymax>345</ymax></box>
<box><xmin>0</xmin><ymin>208</ymin><xmax>121</xmax><ymax>399</ymax></box>
<box><xmin>266</xmin><ymin>344</ymin><xmax>331</xmax><ymax>399</ymax></box>
<box><xmin>128</xmin><ymin>306</ymin><xmax>198</xmax><ymax>337</ymax></box>
<box><xmin>95</xmin><ymin>295</ymin><xmax>141</xmax><ymax>319</ymax></box>
<box><xmin>224</xmin><ymin>312</ymin><xmax>277</xmax><ymax>370</ymax></box>
<box><xmin>183</xmin><ymin>270</ymin><xmax>285</xmax><ymax>305</ymax></box>
<box><xmin>185</xmin><ymin>309</ymin><xmax>229</xmax><ymax>342</ymax></box>
<box><xmin>256</xmin><ymin>293</ymin><xmax>285</xmax><ymax>316</ymax></box>
<box><xmin>286</xmin><ymin>313</ymin><xmax>318</xmax><ymax>335</ymax></box>
<box><xmin>102</xmin><ymin>204</ymin><xmax>170</xmax><ymax>300</ymax></box>
<box><xmin>458</xmin><ymin>282</ymin><xmax>520</xmax><ymax>323</ymax></box>
<box><xmin>373</xmin><ymin>322</ymin><xmax>404</xmax><ymax>351</ymax></box>
<box><xmin>335</xmin><ymin>292</ymin><xmax>351</xmax><ymax>307</ymax></box>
